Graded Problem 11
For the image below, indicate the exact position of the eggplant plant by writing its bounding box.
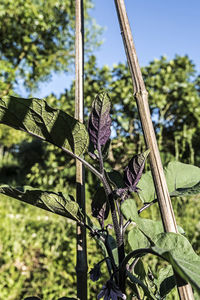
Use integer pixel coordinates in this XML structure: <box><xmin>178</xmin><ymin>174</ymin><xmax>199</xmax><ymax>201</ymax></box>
<box><xmin>0</xmin><ymin>92</ymin><xmax>200</xmax><ymax>299</ymax></box>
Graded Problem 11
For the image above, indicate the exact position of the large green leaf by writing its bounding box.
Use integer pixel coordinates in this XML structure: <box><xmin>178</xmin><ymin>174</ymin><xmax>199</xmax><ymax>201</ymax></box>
<box><xmin>155</xmin><ymin>265</ymin><xmax>176</xmax><ymax>298</ymax></box>
<box><xmin>121</xmin><ymin>199</ymin><xmax>184</xmax><ymax>251</ymax></box>
<box><xmin>138</xmin><ymin>161</ymin><xmax>200</xmax><ymax>203</ymax></box>
<box><xmin>152</xmin><ymin>233</ymin><xmax>200</xmax><ymax>294</ymax></box>
<box><xmin>122</xmin><ymin>199</ymin><xmax>200</xmax><ymax>293</ymax></box>
<box><xmin>0</xmin><ymin>96</ymin><xmax>89</xmax><ymax>156</ymax></box>
<box><xmin>124</xmin><ymin>233</ymin><xmax>200</xmax><ymax>295</ymax></box>
<box><xmin>0</xmin><ymin>186</ymin><xmax>83</xmax><ymax>222</ymax></box>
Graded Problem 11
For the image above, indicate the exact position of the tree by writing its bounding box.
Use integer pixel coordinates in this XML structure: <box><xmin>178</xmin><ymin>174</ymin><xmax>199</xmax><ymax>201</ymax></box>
<box><xmin>0</xmin><ymin>0</ymin><xmax>102</xmax><ymax>94</ymax></box>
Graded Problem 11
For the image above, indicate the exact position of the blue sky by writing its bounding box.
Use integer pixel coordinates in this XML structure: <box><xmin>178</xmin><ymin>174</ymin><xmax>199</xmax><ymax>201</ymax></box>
<box><xmin>30</xmin><ymin>0</ymin><xmax>200</xmax><ymax>98</ymax></box>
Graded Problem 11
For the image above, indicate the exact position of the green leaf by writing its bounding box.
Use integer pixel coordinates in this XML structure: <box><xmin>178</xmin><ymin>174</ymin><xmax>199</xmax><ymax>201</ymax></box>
<box><xmin>152</xmin><ymin>233</ymin><xmax>200</xmax><ymax>294</ymax></box>
<box><xmin>125</xmin><ymin>233</ymin><xmax>200</xmax><ymax>295</ymax></box>
<box><xmin>0</xmin><ymin>186</ymin><xmax>83</xmax><ymax>222</ymax></box>
<box><xmin>134</xmin><ymin>259</ymin><xmax>147</xmax><ymax>281</ymax></box>
<box><xmin>107</xmin><ymin>234</ymin><xmax>118</xmax><ymax>266</ymax></box>
<box><xmin>127</xmin><ymin>272</ymin><xmax>157</xmax><ymax>300</ymax></box>
<box><xmin>128</xmin><ymin>226</ymin><xmax>150</xmax><ymax>251</ymax></box>
<box><xmin>0</xmin><ymin>96</ymin><xmax>89</xmax><ymax>156</ymax></box>
<box><xmin>156</xmin><ymin>265</ymin><xmax>176</xmax><ymax>298</ymax></box>
<box><xmin>122</xmin><ymin>199</ymin><xmax>200</xmax><ymax>293</ymax></box>
<box><xmin>121</xmin><ymin>198</ymin><xmax>139</xmax><ymax>222</ymax></box>
<box><xmin>138</xmin><ymin>161</ymin><xmax>200</xmax><ymax>203</ymax></box>
<box><xmin>121</xmin><ymin>199</ymin><xmax>184</xmax><ymax>251</ymax></box>
<box><xmin>170</xmin><ymin>181</ymin><xmax>200</xmax><ymax>197</ymax></box>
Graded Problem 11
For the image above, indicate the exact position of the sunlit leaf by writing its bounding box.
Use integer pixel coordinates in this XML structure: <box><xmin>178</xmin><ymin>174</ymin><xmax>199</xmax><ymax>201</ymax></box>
<box><xmin>125</xmin><ymin>232</ymin><xmax>200</xmax><ymax>295</ymax></box>
<box><xmin>0</xmin><ymin>186</ymin><xmax>83</xmax><ymax>222</ymax></box>
<box><xmin>121</xmin><ymin>199</ymin><xmax>184</xmax><ymax>251</ymax></box>
<box><xmin>138</xmin><ymin>161</ymin><xmax>200</xmax><ymax>203</ymax></box>
<box><xmin>153</xmin><ymin>233</ymin><xmax>200</xmax><ymax>294</ymax></box>
<box><xmin>0</xmin><ymin>96</ymin><xmax>89</xmax><ymax>156</ymax></box>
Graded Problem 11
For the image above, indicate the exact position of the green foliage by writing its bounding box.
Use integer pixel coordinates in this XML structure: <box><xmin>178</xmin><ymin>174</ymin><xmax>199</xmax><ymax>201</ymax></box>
<box><xmin>138</xmin><ymin>161</ymin><xmax>200</xmax><ymax>203</ymax></box>
<box><xmin>121</xmin><ymin>198</ymin><xmax>183</xmax><ymax>250</ymax></box>
<box><xmin>152</xmin><ymin>233</ymin><xmax>200</xmax><ymax>293</ymax></box>
<box><xmin>0</xmin><ymin>0</ymin><xmax>102</xmax><ymax>92</ymax></box>
<box><xmin>0</xmin><ymin>124</ymin><xmax>27</xmax><ymax>148</ymax></box>
<box><xmin>122</xmin><ymin>199</ymin><xmax>200</xmax><ymax>295</ymax></box>
<box><xmin>144</xmin><ymin>56</ymin><xmax>200</xmax><ymax>165</ymax></box>
<box><xmin>0</xmin><ymin>186</ymin><xmax>83</xmax><ymax>222</ymax></box>
<box><xmin>0</xmin><ymin>197</ymin><xmax>106</xmax><ymax>299</ymax></box>
<box><xmin>155</xmin><ymin>265</ymin><xmax>176</xmax><ymax>299</ymax></box>
<box><xmin>0</xmin><ymin>96</ymin><xmax>89</xmax><ymax>156</ymax></box>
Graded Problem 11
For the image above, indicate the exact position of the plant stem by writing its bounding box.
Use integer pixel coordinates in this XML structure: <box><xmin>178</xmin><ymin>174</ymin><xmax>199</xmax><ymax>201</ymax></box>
<box><xmin>119</xmin><ymin>248</ymin><xmax>161</xmax><ymax>274</ymax></box>
<box><xmin>96</xmin><ymin>142</ymin><xmax>126</xmax><ymax>291</ymax></box>
<box><xmin>127</xmin><ymin>257</ymin><xmax>140</xmax><ymax>273</ymax></box>
<box><xmin>123</xmin><ymin>220</ymin><xmax>131</xmax><ymax>232</ymax></box>
<box><xmin>102</xmin><ymin>178</ymin><xmax>126</xmax><ymax>291</ymax></box>
<box><xmin>75</xmin><ymin>1</ymin><xmax>87</xmax><ymax>299</ymax></box>
<box><xmin>114</xmin><ymin>1</ymin><xmax>194</xmax><ymax>298</ymax></box>
<box><xmin>138</xmin><ymin>200</ymin><xmax>157</xmax><ymax>214</ymax></box>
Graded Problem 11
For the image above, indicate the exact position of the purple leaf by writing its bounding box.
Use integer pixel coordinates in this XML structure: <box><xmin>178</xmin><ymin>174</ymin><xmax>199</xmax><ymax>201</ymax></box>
<box><xmin>91</xmin><ymin>187</ymin><xmax>109</xmax><ymax>228</ymax></box>
<box><xmin>88</xmin><ymin>92</ymin><xmax>111</xmax><ymax>149</ymax></box>
<box><xmin>124</xmin><ymin>150</ymin><xmax>150</xmax><ymax>192</ymax></box>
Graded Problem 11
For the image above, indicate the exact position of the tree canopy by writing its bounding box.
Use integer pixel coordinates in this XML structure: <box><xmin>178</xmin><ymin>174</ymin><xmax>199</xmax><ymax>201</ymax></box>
<box><xmin>0</xmin><ymin>0</ymin><xmax>102</xmax><ymax>94</ymax></box>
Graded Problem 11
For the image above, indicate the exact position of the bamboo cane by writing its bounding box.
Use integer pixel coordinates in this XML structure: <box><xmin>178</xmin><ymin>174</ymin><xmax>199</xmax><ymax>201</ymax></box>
<box><xmin>75</xmin><ymin>1</ymin><xmax>87</xmax><ymax>299</ymax></box>
<box><xmin>114</xmin><ymin>0</ymin><xmax>194</xmax><ymax>299</ymax></box>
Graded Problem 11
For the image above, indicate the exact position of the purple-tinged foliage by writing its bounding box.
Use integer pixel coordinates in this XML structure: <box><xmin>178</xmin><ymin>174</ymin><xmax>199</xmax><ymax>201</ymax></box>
<box><xmin>124</xmin><ymin>150</ymin><xmax>150</xmax><ymax>192</ymax></box>
<box><xmin>88</xmin><ymin>92</ymin><xmax>111</xmax><ymax>150</ymax></box>
<box><xmin>89</xmin><ymin>264</ymin><xmax>102</xmax><ymax>282</ymax></box>
<box><xmin>91</xmin><ymin>187</ymin><xmax>109</xmax><ymax>228</ymax></box>
<box><xmin>102</xmin><ymin>139</ymin><xmax>111</xmax><ymax>160</ymax></box>
<box><xmin>88</xmin><ymin>141</ymin><xmax>99</xmax><ymax>160</ymax></box>
<box><xmin>107</xmin><ymin>170</ymin><xmax>125</xmax><ymax>190</ymax></box>
<box><xmin>97</xmin><ymin>280</ymin><xmax>126</xmax><ymax>300</ymax></box>
<box><xmin>114</xmin><ymin>188</ymin><xmax>129</xmax><ymax>202</ymax></box>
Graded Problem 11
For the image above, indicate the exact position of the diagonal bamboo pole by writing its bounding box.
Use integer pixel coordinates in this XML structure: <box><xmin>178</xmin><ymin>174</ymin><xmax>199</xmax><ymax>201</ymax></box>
<box><xmin>114</xmin><ymin>0</ymin><xmax>194</xmax><ymax>299</ymax></box>
<box><xmin>75</xmin><ymin>0</ymin><xmax>87</xmax><ymax>299</ymax></box>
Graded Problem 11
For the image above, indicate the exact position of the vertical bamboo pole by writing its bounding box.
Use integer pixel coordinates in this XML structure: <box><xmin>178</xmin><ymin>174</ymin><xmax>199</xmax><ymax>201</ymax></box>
<box><xmin>75</xmin><ymin>1</ymin><xmax>87</xmax><ymax>299</ymax></box>
<box><xmin>114</xmin><ymin>0</ymin><xmax>194</xmax><ymax>299</ymax></box>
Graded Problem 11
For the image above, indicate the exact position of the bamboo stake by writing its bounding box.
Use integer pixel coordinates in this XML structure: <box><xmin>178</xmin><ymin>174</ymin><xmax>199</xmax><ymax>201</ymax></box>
<box><xmin>114</xmin><ymin>0</ymin><xmax>194</xmax><ymax>299</ymax></box>
<box><xmin>75</xmin><ymin>1</ymin><xmax>87</xmax><ymax>299</ymax></box>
